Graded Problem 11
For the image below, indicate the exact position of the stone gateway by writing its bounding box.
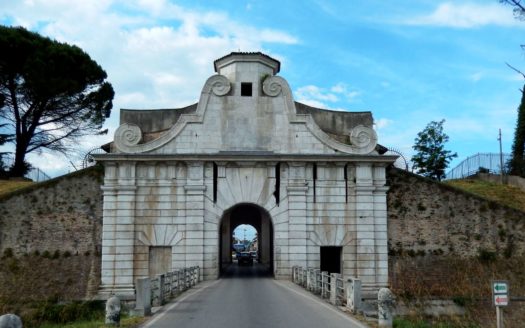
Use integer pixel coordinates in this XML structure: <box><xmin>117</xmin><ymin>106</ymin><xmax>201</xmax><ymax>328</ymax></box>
<box><xmin>95</xmin><ymin>52</ymin><xmax>396</xmax><ymax>300</ymax></box>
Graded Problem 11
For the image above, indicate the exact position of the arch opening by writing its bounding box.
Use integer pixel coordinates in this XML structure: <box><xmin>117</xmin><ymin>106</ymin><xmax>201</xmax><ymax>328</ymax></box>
<box><xmin>219</xmin><ymin>203</ymin><xmax>273</xmax><ymax>276</ymax></box>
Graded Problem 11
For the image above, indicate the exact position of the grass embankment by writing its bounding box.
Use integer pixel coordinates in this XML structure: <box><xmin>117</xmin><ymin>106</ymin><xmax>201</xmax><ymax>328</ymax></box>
<box><xmin>391</xmin><ymin>255</ymin><xmax>525</xmax><ymax>327</ymax></box>
<box><xmin>445</xmin><ymin>179</ymin><xmax>525</xmax><ymax>212</ymax></box>
<box><xmin>0</xmin><ymin>179</ymin><xmax>34</xmax><ymax>196</ymax></box>
<box><xmin>38</xmin><ymin>316</ymin><xmax>146</xmax><ymax>328</ymax></box>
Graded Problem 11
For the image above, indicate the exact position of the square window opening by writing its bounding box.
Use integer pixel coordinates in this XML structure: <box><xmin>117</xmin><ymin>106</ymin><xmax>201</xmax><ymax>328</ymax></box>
<box><xmin>320</xmin><ymin>246</ymin><xmax>342</xmax><ymax>274</ymax></box>
<box><xmin>241</xmin><ymin>82</ymin><xmax>252</xmax><ymax>97</ymax></box>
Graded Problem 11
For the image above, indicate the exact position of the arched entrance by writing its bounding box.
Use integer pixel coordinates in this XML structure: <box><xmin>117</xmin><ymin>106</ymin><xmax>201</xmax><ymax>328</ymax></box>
<box><xmin>219</xmin><ymin>203</ymin><xmax>273</xmax><ymax>275</ymax></box>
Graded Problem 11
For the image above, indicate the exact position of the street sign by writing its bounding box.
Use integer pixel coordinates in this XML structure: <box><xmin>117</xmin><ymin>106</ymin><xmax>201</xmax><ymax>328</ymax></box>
<box><xmin>494</xmin><ymin>295</ymin><xmax>509</xmax><ymax>306</ymax></box>
<box><xmin>493</xmin><ymin>282</ymin><xmax>508</xmax><ymax>294</ymax></box>
<box><xmin>492</xmin><ymin>280</ymin><xmax>509</xmax><ymax>307</ymax></box>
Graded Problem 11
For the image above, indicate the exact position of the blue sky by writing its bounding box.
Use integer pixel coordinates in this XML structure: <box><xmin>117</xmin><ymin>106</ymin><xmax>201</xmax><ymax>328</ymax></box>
<box><xmin>1</xmin><ymin>0</ymin><xmax>524</xmax><ymax>176</ymax></box>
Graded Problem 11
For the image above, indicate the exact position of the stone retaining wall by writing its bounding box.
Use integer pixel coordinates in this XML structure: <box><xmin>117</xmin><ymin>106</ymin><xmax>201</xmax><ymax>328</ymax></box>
<box><xmin>0</xmin><ymin>167</ymin><xmax>103</xmax><ymax>301</ymax></box>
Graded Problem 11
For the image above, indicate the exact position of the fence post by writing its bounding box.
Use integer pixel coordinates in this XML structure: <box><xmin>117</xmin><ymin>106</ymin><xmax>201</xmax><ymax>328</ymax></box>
<box><xmin>346</xmin><ymin>278</ymin><xmax>361</xmax><ymax>313</ymax></box>
<box><xmin>330</xmin><ymin>273</ymin><xmax>339</xmax><ymax>305</ymax></box>
<box><xmin>133</xmin><ymin>278</ymin><xmax>152</xmax><ymax>316</ymax></box>
<box><xmin>165</xmin><ymin>272</ymin><xmax>172</xmax><ymax>298</ymax></box>
<box><xmin>314</xmin><ymin>269</ymin><xmax>321</xmax><ymax>294</ymax></box>
<box><xmin>321</xmin><ymin>271</ymin><xmax>328</xmax><ymax>298</ymax></box>
<box><xmin>303</xmin><ymin>268</ymin><xmax>307</xmax><ymax>287</ymax></box>
<box><xmin>197</xmin><ymin>266</ymin><xmax>201</xmax><ymax>282</ymax></box>
<box><xmin>157</xmin><ymin>274</ymin><xmax>165</xmax><ymax>305</ymax></box>
<box><xmin>306</xmin><ymin>268</ymin><xmax>312</xmax><ymax>291</ymax></box>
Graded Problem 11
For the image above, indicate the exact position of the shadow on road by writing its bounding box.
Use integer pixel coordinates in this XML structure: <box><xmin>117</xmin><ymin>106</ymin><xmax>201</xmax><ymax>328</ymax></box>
<box><xmin>220</xmin><ymin>263</ymin><xmax>273</xmax><ymax>279</ymax></box>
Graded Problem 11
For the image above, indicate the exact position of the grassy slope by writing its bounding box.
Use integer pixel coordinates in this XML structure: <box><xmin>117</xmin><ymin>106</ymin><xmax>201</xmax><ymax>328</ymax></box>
<box><xmin>445</xmin><ymin>179</ymin><xmax>525</xmax><ymax>212</ymax></box>
<box><xmin>0</xmin><ymin>180</ymin><xmax>34</xmax><ymax>196</ymax></box>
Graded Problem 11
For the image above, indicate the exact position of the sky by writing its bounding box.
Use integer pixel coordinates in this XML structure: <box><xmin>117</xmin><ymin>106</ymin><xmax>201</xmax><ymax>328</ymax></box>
<box><xmin>1</xmin><ymin>0</ymin><xmax>525</xmax><ymax>177</ymax></box>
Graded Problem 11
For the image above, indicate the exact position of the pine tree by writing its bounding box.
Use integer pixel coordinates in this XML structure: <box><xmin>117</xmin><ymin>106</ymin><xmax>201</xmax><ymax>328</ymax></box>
<box><xmin>411</xmin><ymin>120</ymin><xmax>457</xmax><ymax>181</ymax></box>
<box><xmin>508</xmin><ymin>86</ymin><xmax>525</xmax><ymax>177</ymax></box>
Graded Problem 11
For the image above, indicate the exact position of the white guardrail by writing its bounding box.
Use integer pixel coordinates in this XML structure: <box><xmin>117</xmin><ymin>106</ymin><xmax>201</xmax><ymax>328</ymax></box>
<box><xmin>292</xmin><ymin>266</ymin><xmax>361</xmax><ymax>313</ymax></box>
<box><xmin>132</xmin><ymin>266</ymin><xmax>200</xmax><ymax>316</ymax></box>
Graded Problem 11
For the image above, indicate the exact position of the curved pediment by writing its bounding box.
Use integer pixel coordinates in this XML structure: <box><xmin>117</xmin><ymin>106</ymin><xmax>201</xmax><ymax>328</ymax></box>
<box><xmin>113</xmin><ymin>54</ymin><xmax>378</xmax><ymax>156</ymax></box>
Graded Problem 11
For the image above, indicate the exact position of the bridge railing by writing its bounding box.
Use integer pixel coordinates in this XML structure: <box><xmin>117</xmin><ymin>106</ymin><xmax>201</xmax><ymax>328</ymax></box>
<box><xmin>133</xmin><ymin>266</ymin><xmax>200</xmax><ymax>316</ymax></box>
<box><xmin>292</xmin><ymin>266</ymin><xmax>362</xmax><ymax>314</ymax></box>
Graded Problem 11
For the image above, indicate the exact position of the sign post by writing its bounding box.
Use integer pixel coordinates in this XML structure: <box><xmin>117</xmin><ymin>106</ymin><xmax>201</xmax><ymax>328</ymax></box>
<box><xmin>492</xmin><ymin>280</ymin><xmax>509</xmax><ymax>328</ymax></box>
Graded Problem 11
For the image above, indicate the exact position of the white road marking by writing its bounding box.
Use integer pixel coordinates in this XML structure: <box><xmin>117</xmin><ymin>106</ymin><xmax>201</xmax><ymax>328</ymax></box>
<box><xmin>141</xmin><ymin>279</ymin><xmax>222</xmax><ymax>328</ymax></box>
<box><xmin>273</xmin><ymin>280</ymin><xmax>370</xmax><ymax>328</ymax></box>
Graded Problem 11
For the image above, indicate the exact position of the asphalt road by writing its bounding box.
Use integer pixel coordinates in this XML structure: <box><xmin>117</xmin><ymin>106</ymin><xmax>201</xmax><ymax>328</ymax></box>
<box><xmin>142</xmin><ymin>263</ymin><xmax>367</xmax><ymax>328</ymax></box>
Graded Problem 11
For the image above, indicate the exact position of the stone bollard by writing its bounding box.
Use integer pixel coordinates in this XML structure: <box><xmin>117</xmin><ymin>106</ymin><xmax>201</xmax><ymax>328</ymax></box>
<box><xmin>157</xmin><ymin>274</ymin><xmax>166</xmax><ymax>305</ymax></box>
<box><xmin>378</xmin><ymin>288</ymin><xmax>395</xmax><ymax>328</ymax></box>
<box><xmin>0</xmin><ymin>314</ymin><xmax>23</xmax><ymax>328</ymax></box>
<box><xmin>330</xmin><ymin>273</ymin><xmax>340</xmax><ymax>305</ymax></box>
<box><xmin>314</xmin><ymin>270</ymin><xmax>321</xmax><ymax>294</ymax></box>
<box><xmin>346</xmin><ymin>278</ymin><xmax>362</xmax><ymax>314</ymax></box>
<box><xmin>306</xmin><ymin>268</ymin><xmax>312</xmax><ymax>291</ymax></box>
<box><xmin>105</xmin><ymin>296</ymin><xmax>121</xmax><ymax>326</ymax></box>
<box><xmin>321</xmin><ymin>271</ymin><xmax>329</xmax><ymax>298</ymax></box>
<box><xmin>132</xmin><ymin>278</ymin><xmax>152</xmax><ymax>316</ymax></box>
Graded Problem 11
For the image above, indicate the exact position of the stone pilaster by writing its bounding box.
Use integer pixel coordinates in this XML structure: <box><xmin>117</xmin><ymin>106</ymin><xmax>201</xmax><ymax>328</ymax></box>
<box><xmin>354</xmin><ymin>163</ymin><xmax>377</xmax><ymax>296</ymax></box>
<box><xmin>373</xmin><ymin>164</ymin><xmax>389</xmax><ymax>290</ymax></box>
<box><xmin>99</xmin><ymin>161</ymin><xmax>137</xmax><ymax>299</ymax></box>
<box><xmin>286</xmin><ymin>162</ymin><xmax>308</xmax><ymax>275</ymax></box>
<box><xmin>183</xmin><ymin>161</ymin><xmax>205</xmax><ymax>270</ymax></box>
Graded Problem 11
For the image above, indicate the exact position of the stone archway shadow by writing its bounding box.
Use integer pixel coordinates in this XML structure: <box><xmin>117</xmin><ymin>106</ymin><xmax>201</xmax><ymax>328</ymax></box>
<box><xmin>219</xmin><ymin>203</ymin><xmax>274</xmax><ymax>278</ymax></box>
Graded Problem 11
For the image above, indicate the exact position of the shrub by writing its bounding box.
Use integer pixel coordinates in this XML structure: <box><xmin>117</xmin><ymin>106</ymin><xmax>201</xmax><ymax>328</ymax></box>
<box><xmin>2</xmin><ymin>248</ymin><xmax>14</xmax><ymax>258</ymax></box>
<box><xmin>477</xmin><ymin>248</ymin><xmax>497</xmax><ymax>263</ymax></box>
<box><xmin>52</xmin><ymin>250</ymin><xmax>60</xmax><ymax>259</ymax></box>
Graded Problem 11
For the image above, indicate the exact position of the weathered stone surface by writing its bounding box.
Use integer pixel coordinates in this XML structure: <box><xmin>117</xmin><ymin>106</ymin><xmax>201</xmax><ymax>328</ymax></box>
<box><xmin>96</xmin><ymin>52</ymin><xmax>394</xmax><ymax>298</ymax></box>
<box><xmin>387</xmin><ymin>168</ymin><xmax>525</xmax><ymax>257</ymax></box>
<box><xmin>105</xmin><ymin>296</ymin><xmax>121</xmax><ymax>325</ymax></box>
<box><xmin>0</xmin><ymin>314</ymin><xmax>22</xmax><ymax>328</ymax></box>
<box><xmin>378</xmin><ymin>288</ymin><xmax>394</xmax><ymax>327</ymax></box>
<box><xmin>0</xmin><ymin>168</ymin><xmax>103</xmax><ymax>302</ymax></box>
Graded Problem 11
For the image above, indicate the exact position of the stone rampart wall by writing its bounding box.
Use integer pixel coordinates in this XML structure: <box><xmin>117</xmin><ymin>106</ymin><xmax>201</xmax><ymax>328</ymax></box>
<box><xmin>0</xmin><ymin>167</ymin><xmax>103</xmax><ymax>301</ymax></box>
<box><xmin>387</xmin><ymin>168</ymin><xmax>525</xmax><ymax>258</ymax></box>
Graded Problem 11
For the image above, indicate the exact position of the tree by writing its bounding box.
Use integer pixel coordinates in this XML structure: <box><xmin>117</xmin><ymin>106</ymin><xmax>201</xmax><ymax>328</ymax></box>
<box><xmin>411</xmin><ymin>120</ymin><xmax>457</xmax><ymax>181</ymax></box>
<box><xmin>508</xmin><ymin>86</ymin><xmax>525</xmax><ymax>176</ymax></box>
<box><xmin>500</xmin><ymin>0</ymin><xmax>525</xmax><ymax>20</ymax></box>
<box><xmin>0</xmin><ymin>26</ymin><xmax>114</xmax><ymax>177</ymax></box>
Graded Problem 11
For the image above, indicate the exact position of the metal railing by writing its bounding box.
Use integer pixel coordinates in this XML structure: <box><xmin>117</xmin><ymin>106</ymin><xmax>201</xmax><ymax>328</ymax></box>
<box><xmin>292</xmin><ymin>266</ymin><xmax>362</xmax><ymax>313</ymax></box>
<box><xmin>445</xmin><ymin>153</ymin><xmax>511</xmax><ymax>180</ymax></box>
<box><xmin>134</xmin><ymin>266</ymin><xmax>200</xmax><ymax>315</ymax></box>
<box><xmin>2</xmin><ymin>158</ymin><xmax>51</xmax><ymax>182</ymax></box>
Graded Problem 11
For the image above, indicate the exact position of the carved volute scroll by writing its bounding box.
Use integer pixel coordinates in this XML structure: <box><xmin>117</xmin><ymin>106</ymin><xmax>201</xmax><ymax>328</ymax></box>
<box><xmin>114</xmin><ymin>123</ymin><xmax>143</xmax><ymax>151</ymax></box>
<box><xmin>349</xmin><ymin>125</ymin><xmax>378</xmax><ymax>154</ymax></box>
<box><xmin>209</xmin><ymin>75</ymin><xmax>231</xmax><ymax>96</ymax></box>
<box><xmin>262</xmin><ymin>76</ymin><xmax>283</xmax><ymax>97</ymax></box>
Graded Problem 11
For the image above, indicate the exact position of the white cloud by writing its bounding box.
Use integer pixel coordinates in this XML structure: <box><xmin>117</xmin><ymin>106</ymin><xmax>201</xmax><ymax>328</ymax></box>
<box><xmin>402</xmin><ymin>2</ymin><xmax>519</xmax><ymax>28</ymax></box>
<box><xmin>0</xmin><ymin>0</ymin><xmax>298</xmax><ymax>177</ymax></box>
<box><xmin>375</xmin><ymin>118</ymin><xmax>392</xmax><ymax>130</ymax></box>
<box><xmin>294</xmin><ymin>83</ymin><xmax>361</xmax><ymax>111</ymax></box>
<box><xmin>469</xmin><ymin>71</ymin><xmax>484</xmax><ymax>82</ymax></box>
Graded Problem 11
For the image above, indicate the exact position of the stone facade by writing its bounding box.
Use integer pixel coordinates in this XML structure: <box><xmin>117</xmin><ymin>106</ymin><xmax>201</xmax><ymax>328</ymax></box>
<box><xmin>95</xmin><ymin>52</ymin><xmax>396</xmax><ymax>299</ymax></box>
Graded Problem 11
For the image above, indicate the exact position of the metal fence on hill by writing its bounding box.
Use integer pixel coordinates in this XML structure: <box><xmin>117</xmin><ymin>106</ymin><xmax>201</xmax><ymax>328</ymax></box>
<box><xmin>2</xmin><ymin>158</ymin><xmax>51</xmax><ymax>182</ymax></box>
<box><xmin>445</xmin><ymin>153</ymin><xmax>511</xmax><ymax>180</ymax></box>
